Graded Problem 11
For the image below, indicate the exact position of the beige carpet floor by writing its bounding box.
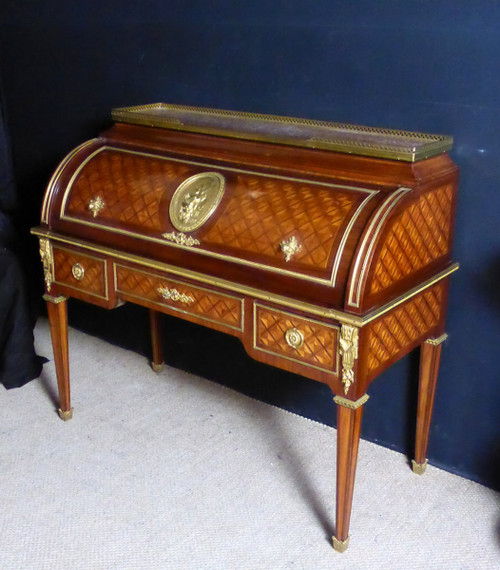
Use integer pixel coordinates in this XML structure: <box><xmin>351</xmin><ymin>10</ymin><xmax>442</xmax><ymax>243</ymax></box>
<box><xmin>0</xmin><ymin>319</ymin><xmax>498</xmax><ymax>569</ymax></box>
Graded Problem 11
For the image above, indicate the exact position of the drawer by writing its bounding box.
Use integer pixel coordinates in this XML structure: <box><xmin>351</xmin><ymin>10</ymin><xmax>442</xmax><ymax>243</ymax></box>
<box><xmin>115</xmin><ymin>264</ymin><xmax>244</xmax><ymax>332</ymax></box>
<box><xmin>253</xmin><ymin>304</ymin><xmax>339</xmax><ymax>374</ymax></box>
<box><xmin>52</xmin><ymin>246</ymin><xmax>108</xmax><ymax>300</ymax></box>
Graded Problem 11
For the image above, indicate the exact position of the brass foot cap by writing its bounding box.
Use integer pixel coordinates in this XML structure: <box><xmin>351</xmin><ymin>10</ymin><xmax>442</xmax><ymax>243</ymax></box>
<box><xmin>58</xmin><ymin>408</ymin><xmax>73</xmax><ymax>421</ymax></box>
<box><xmin>332</xmin><ymin>536</ymin><xmax>350</xmax><ymax>552</ymax></box>
<box><xmin>151</xmin><ymin>362</ymin><xmax>165</xmax><ymax>373</ymax></box>
<box><xmin>411</xmin><ymin>458</ymin><xmax>428</xmax><ymax>475</ymax></box>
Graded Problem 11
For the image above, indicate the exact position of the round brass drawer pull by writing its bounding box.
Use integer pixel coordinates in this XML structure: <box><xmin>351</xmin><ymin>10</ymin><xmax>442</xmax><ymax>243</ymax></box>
<box><xmin>285</xmin><ymin>327</ymin><xmax>304</xmax><ymax>350</ymax></box>
<box><xmin>157</xmin><ymin>286</ymin><xmax>194</xmax><ymax>304</ymax></box>
<box><xmin>72</xmin><ymin>263</ymin><xmax>85</xmax><ymax>281</ymax></box>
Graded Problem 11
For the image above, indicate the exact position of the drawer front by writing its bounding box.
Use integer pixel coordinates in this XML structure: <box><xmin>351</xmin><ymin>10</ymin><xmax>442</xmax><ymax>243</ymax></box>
<box><xmin>52</xmin><ymin>246</ymin><xmax>108</xmax><ymax>299</ymax></box>
<box><xmin>115</xmin><ymin>264</ymin><xmax>243</xmax><ymax>331</ymax></box>
<box><xmin>253</xmin><ymin>304</ymin><xmax>339</xmax><ymax>374</ymax></box>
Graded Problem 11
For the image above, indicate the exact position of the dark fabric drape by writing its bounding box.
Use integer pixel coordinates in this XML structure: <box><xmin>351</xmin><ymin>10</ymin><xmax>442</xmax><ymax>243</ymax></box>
<box><xmin>0</xmin><ymin>78</ymin><xmax>44</xmax><ymax>389</ymax></box>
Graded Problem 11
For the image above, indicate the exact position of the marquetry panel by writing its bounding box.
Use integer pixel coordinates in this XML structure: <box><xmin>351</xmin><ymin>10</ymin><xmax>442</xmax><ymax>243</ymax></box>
<box><xmin>115</xmin><ymin>265</ymin><xmax>243</xmax><ymax>331</ymax></box>
<box><xmin>204</xmin><ymin>176</ymin><xmax>358</xmax><ymax>269</ymax></box>
<box><xmin>64</xmin><ymin>149</ymin><xmax>191</xmax><ymax>230</ymax></box>
<box><xmin>254</xmin><ymin>304</ymin><xmax>338</xmax><ymax>373</ymax></box>
<box><xmin>52</xmin><ymin>246</ymin><xmax>107</xmax><ymax>298</ymax></box>
<box><xmin>364</xmin><ymin>282</ymin><xmax>444</xmax><ymax>375</ymax></box>
<box><xmin>370</xmin><ymin>184</ymin><xmax>453</xmax><ymax>294</ymax></box>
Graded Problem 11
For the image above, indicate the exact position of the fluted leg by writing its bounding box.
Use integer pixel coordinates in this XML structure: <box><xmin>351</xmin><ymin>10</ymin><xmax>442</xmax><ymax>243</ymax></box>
<box><xmin>44</xmin><ymin>294</ymin><xmax>72</xmax><ymax>420</ymax></box>
<box><xmin>332</xmin><ymin>394</ymin><xmax>368</xmax><ymax>552</ymax></box>
<box><xmin>413</xmin><ymin>334</ymin><xmax>447</xmax><ymax>474</ymax></box>
<box><xmin>149</xmin><ymin>309</ymin><xmax>164</xmax><ymax>372</ymax></box>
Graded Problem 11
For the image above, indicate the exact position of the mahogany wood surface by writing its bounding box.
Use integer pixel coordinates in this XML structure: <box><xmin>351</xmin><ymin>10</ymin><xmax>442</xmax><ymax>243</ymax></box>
<box><xmin>45</xmin><ymin>297</ymin><xmax>71</xmax><ymax>417</ymax></box>
<box><xmin>103</xmin><ymin>123</ymin><xmax>458</xmax><ymax>189</ymax></box>
<box><xmin>335</xmin><ymin>403</ymin><xmax>364</xmax><ymax>544</ymax></box>
<box><xmin>415</xmin><ymin>340</ymin><xmax>444</xmax><ymax>467</ymax></box>
<box><xmin>149</xmin><ymin>309</ymin><xmax>164</xmax><ymax>370</ymax></box>
<box><xmin>34</xmin><ymin>113</ymin><xmax>459</xmax><ymax>551</ymax></box>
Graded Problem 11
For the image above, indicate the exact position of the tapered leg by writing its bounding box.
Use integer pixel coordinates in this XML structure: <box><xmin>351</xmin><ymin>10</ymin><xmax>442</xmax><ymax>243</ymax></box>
<box><xmin>332</xmin><ymin>394</ymin><xmax>368</xmax><ymax>552</ymax></box>
<box><xmin>149</xmin><ymin>309</ymin><xmax>164</xmax><ymax>372</ymax></box>
<box><xmin>413</xmin><ymin>334</ymin><xmax>447</xmax><ymax>474</ymax></box>
<box><xmin>44</xmin><ymin>294</ymin><xmax>72</xmax><ymax>421</ymax></box>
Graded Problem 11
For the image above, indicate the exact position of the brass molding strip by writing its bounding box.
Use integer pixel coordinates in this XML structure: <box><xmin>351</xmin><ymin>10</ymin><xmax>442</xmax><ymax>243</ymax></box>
<box><xmin>31</xmin><ymin>228</ymin><xmax>458</xmax><ymax>328</ymax></box>
<box><xmin>347</xmin><ymin>187</ymin><xmax>412</xmax><ymax>308</ymax></box>
<box><xmin>425</xmin><ymin>333</ymin><xmax>448</xmax><ymax>346</ymax></box>
<box><xmin>333</xmin><ymin>394</ymin><xmax>369</xmax><ymax>410</ymax></box>
<box><xmin>331</xmin><ymin>191</ymin><xmax>379</xmax><ymax>288</ymax></box>
<box><xmin>41</xmin><ymin>139</ymin><xmax>98</xmax><ymax>224</ymax></box>
<box><xmin>43</xmin><ymin>293</ymin><xmax>68</xmax><ymax>304</ymax></box>
<box><xmin>359</xmin><ymin>263</ymin><xmax>458</xmax><ymax>325</ymax></box>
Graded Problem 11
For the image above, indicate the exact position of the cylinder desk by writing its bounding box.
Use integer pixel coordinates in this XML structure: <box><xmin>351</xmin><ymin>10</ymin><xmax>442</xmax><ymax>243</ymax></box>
<box><xmin>32</xmin><ymin>103</ymin><xmax>458</xmax><ymax>551</ymax></box>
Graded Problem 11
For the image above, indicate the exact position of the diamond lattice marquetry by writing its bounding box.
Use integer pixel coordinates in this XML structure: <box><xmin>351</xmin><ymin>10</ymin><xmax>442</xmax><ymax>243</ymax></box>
<box><xmin>65</xmin><ymin>150</ymin><xmax>191</xmax><ymax>231</ymax></box>
<box><xmin>53</xmin><ymin>248</ymin><xmax>106</xmax><ymax>296</ymax></box>
<box><xmin>204</xmin><ymin>175</ymin><xmax>357</xmax><ymax>269</ymax></box>
<box><xmin>370</xmin><ymin>185</ymin><xmax>453</xmax><ymax>294</ymax></box>
<box><xmin>116</xmin><ymin>267</ymin><xmax>242</xmax><ymax>328</ymax></box>
<box><xmin>365</xmin><ymin>282</ymin><xmax>443</xmax><ymax>374</ymax></box>
<box><xmin>256</xmin><ymin>307</ymin><xmax>337</xmax><ymax>371</ymax></box>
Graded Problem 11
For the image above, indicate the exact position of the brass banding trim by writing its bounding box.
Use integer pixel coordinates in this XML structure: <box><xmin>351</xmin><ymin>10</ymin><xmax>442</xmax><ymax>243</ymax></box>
<box><xmin>60</xmin><ymin>147</ymin><xmax>104</xmax><ymax>216</ymax></box>
<box><xmin>348</xmin><ymin>187</ymin><xmax>412</xmax><ymax>308</ymax></box>
<box><xmin>43</xmin><ymin>294</ymin><xmax>68</xmax><ymax>304</ymax></box>
<box><xmin>331</xmin><ymin>191</ymin><xmax>379</xmax><ymax>287</ymax></box>
<box><xmin>59</xmin><ymin>146</ymin><xmax>377</xmax><ymax>288</ymax></box>
<box><xmin>361</xmin><ymin>264</ymin><xmax>457</xmax><ymax>325</ymax></box>
<box><xmin>31</xmin><ymin>228</ymin><xmax>458</xmax><ymax>327</ymax></box>
<box><xmin>333</xmin><ymin>394</ymin><xmax>369</xmax><ymax>409</ymax></box>
<box><xmin>425</xmin><ymin>333</ymin><xmax>448</xmax><ymax>346</ymax></box>
<box><xmin>41</xmin><ymin>139</ymin><xmax>98</xmax><ymax>224</ymax></box>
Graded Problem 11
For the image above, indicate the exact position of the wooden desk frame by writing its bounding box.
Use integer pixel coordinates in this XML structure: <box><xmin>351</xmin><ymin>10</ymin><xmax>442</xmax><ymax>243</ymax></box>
<box><xmin>32</xmin><ymin>105</ymin><xmax>459</xmax><ymax>552</ymax></box>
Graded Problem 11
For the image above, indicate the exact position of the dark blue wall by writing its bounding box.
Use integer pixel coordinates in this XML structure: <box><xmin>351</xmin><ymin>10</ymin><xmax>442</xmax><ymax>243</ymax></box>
<box><xmin>1</xmin><ymin>2</ymin><xmax>499</xmax><ymax>489</ymax></box>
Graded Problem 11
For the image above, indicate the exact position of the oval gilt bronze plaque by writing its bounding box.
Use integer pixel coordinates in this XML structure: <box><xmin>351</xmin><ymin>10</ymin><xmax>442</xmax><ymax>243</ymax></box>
<box><xmin>169</xmin><ymin>172</ymin><xmax>225</xmax><ymax>233</ymax></box>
